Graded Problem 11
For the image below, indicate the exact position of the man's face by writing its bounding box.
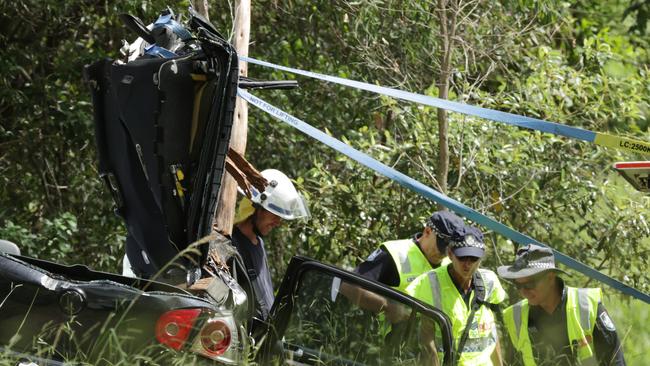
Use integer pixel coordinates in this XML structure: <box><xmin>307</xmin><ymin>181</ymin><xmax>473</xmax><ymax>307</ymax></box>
<box><xmin>420</xmin><ymin>227</ymin><xmax>444</xmax><ymax>264</ymax></box>
<box><xmin>255</xmin><ymin>209</ymin><xmax>283</xmax><ymax>236</ymax></box>
<box><xmin>448</xmin><ymin>248</ymin><xmax>481</xmax><ymax>281</ymax></box>
<box><xmin>513</xmin><ymin>272</ymin><xmax>555</xmax><ymax>305</ymax></box>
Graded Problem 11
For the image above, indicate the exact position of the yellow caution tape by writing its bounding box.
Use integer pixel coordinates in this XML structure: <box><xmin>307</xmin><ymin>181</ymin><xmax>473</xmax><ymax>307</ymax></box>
<box><xmin>594</xmin><ymin>133</ymin><xmax>650</xmax><ymax>156</ymax></box>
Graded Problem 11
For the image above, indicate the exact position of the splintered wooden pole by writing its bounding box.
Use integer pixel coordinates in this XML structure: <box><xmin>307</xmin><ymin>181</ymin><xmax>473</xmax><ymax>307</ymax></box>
<box><xmin>213</xmin><ymin>0</ymin><xmax>251</xmax><ymax>236</ymax></box>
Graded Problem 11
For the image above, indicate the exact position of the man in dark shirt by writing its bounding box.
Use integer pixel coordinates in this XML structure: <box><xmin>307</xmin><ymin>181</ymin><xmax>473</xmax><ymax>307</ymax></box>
<box><xmin>354</xmin><ymin>210</ymin><xmax>468</xmax><ymax>292</ymax></box>
<box><xmin>339</xmin><ymin>211</ymin><xmax>468</xmax><ymax>329</ymax></box>
<box><xmin>231</xmin><ymin>224</ymin><xmax>276</xmax><ymax>320</ymax></box>
<box><xmin>524</xmin><ymin>278</ymin><xmax>624</xmax><ymax>366</ymax></box>
<box><xmin>498</xmin><ymin>244</ymin><xmax>626</xmax><ymax>366</ymax></box>
<box><xmin>230</xmin><ymin>169</ymin><xmax>309</xmax><ymax>320</ymax></box>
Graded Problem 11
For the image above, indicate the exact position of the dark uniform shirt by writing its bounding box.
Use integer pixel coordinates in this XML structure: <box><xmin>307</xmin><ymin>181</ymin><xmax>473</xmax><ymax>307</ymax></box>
<box><xmin>447</xmin><ymin>265</ymin><xmax>474</xmax><ymax>307</ymax></box>
<box><xmin>231</xmin><ymin>227</ymin><xmax>275</xmax><ymax>320</ymax></box>
<box><xmin>354</xmin><ymin>233</ymin><xmax>429</xmax><ymax>287</ymax></box>
<box><xmin>507</xmin><ymin>279</ymin><xmax>626</xmax><ymax>366</ymax></box>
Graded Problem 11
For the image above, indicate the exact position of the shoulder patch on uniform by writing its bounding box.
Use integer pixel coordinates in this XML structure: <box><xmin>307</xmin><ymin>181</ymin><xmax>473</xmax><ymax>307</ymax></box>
<box><xmin>366</xmin><ymin>248</ymin><xmax>383</xmax><ymax>261</ymax></box>
<box><xmin>407</xmin><ymin>276</ymin><xmax>417</xmax><ymax>283</ymax></box>
<box><xmin>598</xmin><ymin>311</ymin><xmax>616</xmax><ymax>332</ymax></box>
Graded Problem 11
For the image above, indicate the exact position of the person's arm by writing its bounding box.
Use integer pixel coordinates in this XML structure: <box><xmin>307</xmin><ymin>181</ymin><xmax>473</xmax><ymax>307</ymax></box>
<box><xmin>592</xmin><ymin>302</ymin><xmax>626</xmax><ymax>366</ymax></box>
<box><xmin>419</xmin><ymin>317</ymin><xmax>440</xmax><ymax>366</ymax></box>
<box><xmin>339</xmin><ymin>281</ymin><xmax>387</xmax><ymax>313</ymax></box>
<box><xmin>343</xmin><ymin>249</ymin><xmax>393</xmax><ymax>309</ymax></box>
<box><xmin>490</xmin><ymin>337</ymin><xmax>503</xmax><ymax>366</ymax></box>
<box><xmin>338</xmin><ymin>281</ymin><xmax>411</xmax><ymax>323</ymax></box>
<box><xmin>341</xmin><ymin>249</ymin><xmax>411</xmax><ymax>321</ymax></box>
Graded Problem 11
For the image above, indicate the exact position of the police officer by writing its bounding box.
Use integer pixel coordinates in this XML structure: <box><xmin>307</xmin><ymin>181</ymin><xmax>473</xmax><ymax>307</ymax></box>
<box><xmin>406</xmin><ymin>226</ymin><xmax>507</xmax><ymax>366</ymax></box>
<box><xmin>354</xmin><ymin>211</ymin><xmax>467</xmax><ymax>292</ymax></box>
<box><xmin>497</xmin><ymin>244</ymin><xmax>626</xmax><ymax>366</ymax></box>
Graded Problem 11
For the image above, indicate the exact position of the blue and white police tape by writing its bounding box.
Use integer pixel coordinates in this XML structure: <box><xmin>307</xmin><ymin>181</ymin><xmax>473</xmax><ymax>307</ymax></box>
<box><xmin>238</xmin><ymin>88</ymin><xmax>650</xmax><ymax>304</ymax></box>
<box><xmin>240</xmin><ymin>56</ymin><xmax>650</xmax><ymax>156</ymax></box>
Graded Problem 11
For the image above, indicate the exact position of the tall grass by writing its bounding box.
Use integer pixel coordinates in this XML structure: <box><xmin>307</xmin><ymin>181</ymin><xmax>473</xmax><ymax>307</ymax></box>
<box><xmin>604</xmin><ymin>294</ymin><xmax>650</xmax><ymax>366</ymax></box>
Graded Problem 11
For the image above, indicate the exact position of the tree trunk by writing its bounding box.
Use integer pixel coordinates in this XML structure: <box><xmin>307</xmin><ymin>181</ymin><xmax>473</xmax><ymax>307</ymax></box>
<box><xmin>435</xmin><ymin>0</ymin><xmax>456</xmax><ymax>209</ymax></box>
<box><xmin>213</xmin><ymin>0</ymin><xmax>251</xmax><ymax>235</ymax></box>
<box><xmin>191</xmin><ymin>0</ymin><xmax>210</xmax><ymax>20</ymax></box>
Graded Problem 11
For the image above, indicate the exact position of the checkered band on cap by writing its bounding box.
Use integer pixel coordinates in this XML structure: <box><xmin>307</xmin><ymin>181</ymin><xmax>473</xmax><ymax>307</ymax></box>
<box><xmin>428</xmin><ymin>223</ymin><xmax>452</xmax><ymax>239</ymax></box>
<box><xmin>511</xmin><ymin>244</ymin><xmax>557</xmax><ymax>271</ymax></box>
<box><xmin>450</xmin><ymin>234</ymin><xmax>485</xmax><ymax>249</ymax></box>
<box><xmin>426</xmin><ymin>211</ymin><xmax>466</xmax><ymax>242</ymax></box>
<box><xmin>497</xmin><ymin>243</ymin><xmax>569</xmax><ymax>279</ymax></box>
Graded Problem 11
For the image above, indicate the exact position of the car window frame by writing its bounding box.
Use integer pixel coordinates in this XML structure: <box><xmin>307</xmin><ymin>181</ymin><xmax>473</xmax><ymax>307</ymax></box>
<box><xmin>258</xmin><ymin>255</ymin><xmax>455</xmax><ymax>366</ymax></box>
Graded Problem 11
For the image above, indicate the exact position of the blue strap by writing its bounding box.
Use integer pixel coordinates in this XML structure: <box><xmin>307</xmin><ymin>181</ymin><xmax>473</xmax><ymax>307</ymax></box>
<box><xmin>238</xmin><ymin>89</ymin><xmax>650</xmax><ymax>304</ymax></box>
<box><xmin>240</xmin><ymin>56</ymin><xmax>650</xmax><ymax>156</ymax></box>
<box><xmin>144</xmin><ymin>45</ymin><xmax>178</xmax><ymax>58</ymax></box>
<box><xmin>153</xmin><ymin>13</ymin><xmax>193</xmax><ymax>41</ymax></box>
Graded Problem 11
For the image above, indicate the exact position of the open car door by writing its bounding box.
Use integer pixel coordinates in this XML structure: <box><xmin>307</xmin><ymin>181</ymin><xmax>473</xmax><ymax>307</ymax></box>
<box><xmin>258</xmin><ymin>256</ymin><xmax>455</xmax><ymax>366</ymax></box>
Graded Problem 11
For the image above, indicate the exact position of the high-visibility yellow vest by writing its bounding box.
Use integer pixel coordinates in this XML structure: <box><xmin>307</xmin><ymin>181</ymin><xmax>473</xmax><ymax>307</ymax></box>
<box><xmin>382</xmin><ymin>239</ymin><xmax>451</xmax><ymax>292</ymax></box>
<box><xmin>405</xmin><ymin>264</ymin><xmax>506</xmax><ymax>366</ymax></box>
<box><xmin>503</xmin><ymin>287</ymin><xmax>602</xmax><ymax>366</ymax></box>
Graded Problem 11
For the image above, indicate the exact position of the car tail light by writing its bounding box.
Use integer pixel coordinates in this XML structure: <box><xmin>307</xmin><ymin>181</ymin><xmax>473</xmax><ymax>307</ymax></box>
<box><xmin>155</xmin><ymin>308</ymin><xmax>201</xmax><ymax>350</ymax></box>
<box><xmin>156</xmin><ymin>308</ymin><xmax>240</xmax><ymax>364</ymax></box>
<box><xmin>190</xmin><ymin>313</ymin><xmax>239</xmax><ymax>364</ymax></box>
<box><xmin>198</xmin><ymin>319</ymin><xmax>231</xmax><ymax>356</ymax></box>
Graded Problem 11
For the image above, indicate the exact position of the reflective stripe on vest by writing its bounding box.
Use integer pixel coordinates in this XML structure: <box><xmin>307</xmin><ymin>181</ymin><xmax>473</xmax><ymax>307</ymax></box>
<box><xmin>512</xmin><ymin>302</ymin><xmax>522</xmax><ymax>342</ymax></box>
<box><xmin>569</xmin><ymin>288</ymin><xmax>600</xmax><ymax>363</ymax></box>
<box><xmin>503</xmin><ymin>287</ymin><xmax>602</xmax><ymax>365</ymax></box>
<box><xmin>427</xmin><ymin>270</ymin><xmax>443</xmax><ymax>311</ymax></box>
<box><xmin>382</xmin><ymin>239</ymin><xmax>432</xmax><ymax>292</ymax></box>
<box><xmin>577</xmin><ymin>288</ymin><xmax>592</xmax><ymax>331</ymax></box>
<box><xmin>407</xmin><ymin>264</ymin><xmax>506</xmax><ymax>366</ymax></box>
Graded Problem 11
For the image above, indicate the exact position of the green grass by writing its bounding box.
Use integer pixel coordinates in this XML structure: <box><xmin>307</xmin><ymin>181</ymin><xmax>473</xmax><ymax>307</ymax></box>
<box><xmin>604</xmin><ymin>294</ymin><xmax>650</xmax><ymax>365</ymax></box>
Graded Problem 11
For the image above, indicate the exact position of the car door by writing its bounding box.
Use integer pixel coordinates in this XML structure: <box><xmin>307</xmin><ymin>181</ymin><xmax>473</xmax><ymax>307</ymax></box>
<box><xmin>258</xmin><ymin>256</ymin><xmax>455</xmax><ymax>366</ymax></box>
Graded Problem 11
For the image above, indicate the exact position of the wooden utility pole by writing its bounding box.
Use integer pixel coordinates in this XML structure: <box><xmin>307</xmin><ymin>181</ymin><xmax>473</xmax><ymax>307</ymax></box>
<box><xmin>191</xmin><ymin>0</ymin><xmax>210</xmax><ymax>19</ymax></box>
<box><xmin>213</xmin><ymin>0</ymin><xmax>251</xmax><ymax>235</ymax></box>
<box><xmin>435</xmin><ymin>0</ymin><xmax>456</xmax><ymax>209</ymax></box>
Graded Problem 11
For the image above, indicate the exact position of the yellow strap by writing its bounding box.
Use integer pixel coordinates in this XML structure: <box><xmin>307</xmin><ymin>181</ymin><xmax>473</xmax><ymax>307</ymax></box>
<box><xmin>190</xmin><ymin>73</ymin><xmax>207</xmax><ymax>81</ymax></box>
<box><xmin>594</xmin><ymin>133</ymin><xmax>650</xmax><ymax>156</ymax></box>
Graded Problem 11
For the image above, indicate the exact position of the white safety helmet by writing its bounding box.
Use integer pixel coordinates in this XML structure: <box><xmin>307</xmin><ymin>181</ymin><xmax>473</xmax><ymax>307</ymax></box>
<box><xmin>249</xmin><ymin>169</ymin><xmax>310</xmax><ymax>220</ymax></box>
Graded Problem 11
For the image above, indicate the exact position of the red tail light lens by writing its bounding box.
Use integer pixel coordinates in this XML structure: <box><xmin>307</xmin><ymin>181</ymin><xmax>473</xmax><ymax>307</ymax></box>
<box><xmin>155</xmin><ymin>308</ymin><xmax>202</xmax><ymax>350</ymax></box>
<box><xmin>198</xmin><ymin>319</ymin><xmax>232</xmax><ymax>356</ymax></box>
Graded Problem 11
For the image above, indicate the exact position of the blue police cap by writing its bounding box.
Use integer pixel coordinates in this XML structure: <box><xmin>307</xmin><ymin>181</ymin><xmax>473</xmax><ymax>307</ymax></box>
<box><xmin>449</xmin><ymin>226</ymin><xmax>486</xmax><ymax>258</ymax></box>
<box><xmin>427</xmin><ymin>211</ymin><xmax>467</xmax><ymax>251</ymax></box>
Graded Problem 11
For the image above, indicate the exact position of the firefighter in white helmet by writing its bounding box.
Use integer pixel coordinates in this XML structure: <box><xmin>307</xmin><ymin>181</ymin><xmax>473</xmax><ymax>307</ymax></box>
<box><xmin>232</xmin><ymin>169</ymin><xmax>310</xmax><ymax>320</ymax></box>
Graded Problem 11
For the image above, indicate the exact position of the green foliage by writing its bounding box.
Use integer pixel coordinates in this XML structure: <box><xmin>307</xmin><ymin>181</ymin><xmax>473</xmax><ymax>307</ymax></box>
<box><xmin>233</xmin><ymin>0</ymin><xmax>649</xmax><ymax>294</ymax></box>
<box><xmin>1</xmin><ymin>0</ymin><xmax>649</xmax><ymax>362</ymax></box>
<box><xmin>229</xmin><ymin>0</ymin><xmax>650</xmax><ymax>360</ymax></box>
<box><xmin>604</xmin><ymin>294</ymin><xmax>650</xmax><ymax>364</ymax></box>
